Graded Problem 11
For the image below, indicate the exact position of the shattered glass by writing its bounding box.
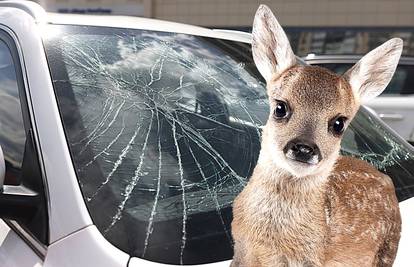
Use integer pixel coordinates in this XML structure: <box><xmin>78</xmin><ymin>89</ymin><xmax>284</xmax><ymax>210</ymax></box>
<box><xmin>44</xmin><ymin>25</ymin><xmax>414</xmax><ymax>265</ymax></box>
<box><xmin>342</xmin><ymin>108</ymin><xmax>414</xmax><ymax>201</ymax></box>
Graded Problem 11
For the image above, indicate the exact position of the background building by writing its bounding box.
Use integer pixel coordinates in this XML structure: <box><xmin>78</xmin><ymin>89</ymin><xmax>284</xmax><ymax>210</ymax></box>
<box><xmin>32</xmin><ymin>0</ymin><xmax>414</xmax><ymax>56</ymax></box>
<box><xmin>36</xmin><ymin>0</ymin><xmax>151</xmax><ymax>16</ymax></box>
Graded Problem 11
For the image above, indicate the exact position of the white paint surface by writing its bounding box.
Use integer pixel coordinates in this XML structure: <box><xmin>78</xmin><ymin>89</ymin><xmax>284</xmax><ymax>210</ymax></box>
<box><xmin>0</xmin><ymin>220</ymin><xmax>43</xmax><ymax>267</ymax></box>
<box><xmin>394</xmin><ymin>197</ymin><xmax>414</xmax><ymax>267</ymax></box>
<box><xmin>44</xmin><ymin>225</ymin><xmax>129</xmax><ymax>267</ymax></box>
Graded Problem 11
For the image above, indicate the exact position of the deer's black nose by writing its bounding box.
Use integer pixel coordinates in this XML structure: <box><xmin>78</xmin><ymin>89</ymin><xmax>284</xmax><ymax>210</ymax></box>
<box><xmin>283</xmin><ymin>139</ymin><xmax>322</xmax><ymax>165</ymax></box>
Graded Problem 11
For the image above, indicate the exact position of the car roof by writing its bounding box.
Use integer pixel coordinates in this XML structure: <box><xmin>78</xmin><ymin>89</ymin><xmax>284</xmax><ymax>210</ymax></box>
<box><xmin>303</xmin><ymin>54</ymin><xmax>414</xmax><ymax>65</ymax></box>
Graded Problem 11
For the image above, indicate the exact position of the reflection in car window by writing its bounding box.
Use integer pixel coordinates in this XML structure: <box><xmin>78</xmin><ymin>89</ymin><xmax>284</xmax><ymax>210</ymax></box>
<box><xmin>0</xmin><ymin>39</ymin><xmax>26</xmax><ymax>185</ymax></box>
<box><xmin>44</xmin><ymin>26</ymin><xmax>414</xmax><ymax>265</ymax></box>
<box><xmin>318</xmin><ymin>63</ymin><xmax>414</xmax><ymax>95</ymax></box>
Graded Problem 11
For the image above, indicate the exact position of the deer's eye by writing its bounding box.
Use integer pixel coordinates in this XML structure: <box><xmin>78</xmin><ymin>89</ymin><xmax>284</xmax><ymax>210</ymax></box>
<box><xmin>274</xmin><ymin>100</ymin><xmax>289</xmax><ymax>119</ymax></box>
<box><xmin>329</xmin><ymin>116</ymin><xmax>347</xmax><ymax>136</ymax></box>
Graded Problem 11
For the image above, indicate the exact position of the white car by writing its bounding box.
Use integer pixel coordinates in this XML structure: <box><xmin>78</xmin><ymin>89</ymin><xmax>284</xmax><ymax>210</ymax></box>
<box><xmin>0</xmin><ymin>1</ymin><xmax>413</xmax><ymax>266</ymax></box>
<box><xmin>304</xmin><ymin>54</ymin><xmax>414</xmax><ymax>145</ymax></box>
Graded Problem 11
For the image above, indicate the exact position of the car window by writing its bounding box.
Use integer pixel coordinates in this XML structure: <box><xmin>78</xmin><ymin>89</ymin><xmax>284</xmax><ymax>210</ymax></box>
<box><xmin>398</xmin><ymin>65</ymin><xmax>414</xmax><ymax>94</ymax></box>
<box><xmin>316</xmin><ymin>63</ymin><xmax>414</xmax><ymax>95</ymax></box>
<box><xmin>0</xmin><ymin>32</ymin><xmax>48</xmax><ymax>245</ymax></box>
<box><xmin>0</xmin><ymin>39</ymin><xmax>26</xmax><ymax>185</ymax></box>
<box><xmin>342</xmin><ymin>108</ymin><xmax>414</xmax><ymax>201</ymax></box>
<box><xmin>44</xmin><ymin>25</ymin><xmax>414</xmax><ymax>265</ymax></box>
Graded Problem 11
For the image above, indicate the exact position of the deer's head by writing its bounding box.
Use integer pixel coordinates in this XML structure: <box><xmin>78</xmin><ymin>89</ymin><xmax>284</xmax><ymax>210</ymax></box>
<box><xmin>253</xmin><ymin>5</ymin><xmax>402</xmax><ymax>178</ymax></box>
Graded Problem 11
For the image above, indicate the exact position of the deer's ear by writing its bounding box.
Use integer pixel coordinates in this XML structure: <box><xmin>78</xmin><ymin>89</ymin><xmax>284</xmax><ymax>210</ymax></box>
<box><xmin>343</xmin><ymin>38</ymin><xmax>403</xmax><ymax>103</ymax></box>
<box><xmin>252</xmin><ymin>5</ymin><xmax>296</xmax><ymax>82</ymax></box>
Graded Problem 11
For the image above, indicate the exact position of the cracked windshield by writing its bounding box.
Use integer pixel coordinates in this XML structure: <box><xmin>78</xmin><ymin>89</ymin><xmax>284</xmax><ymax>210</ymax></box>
<box><xmin>44</xmin><ymin>25</ymin><xmax>414</xmax><ymax>265</ymax></box>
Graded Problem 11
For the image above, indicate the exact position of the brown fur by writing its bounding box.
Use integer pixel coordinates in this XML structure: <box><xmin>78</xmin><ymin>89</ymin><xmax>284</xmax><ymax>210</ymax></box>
<box><xmin>231</xmin><ymin>5</ymin><xmax>402</xmax><ymax>266</ymax></box>
<box><xmin>231</xmin><ymin>155</ymin><xmax>400</xmax><ymax>267</ymax></box>
<box><xmin>325</xmin><ymin>157</ymin><xmax>401</xmax><ymax>267</ymax></box>
<box><xmin>231</xmin><ymin>65</ymin><xmax>401</xmax><ymax>267</ymax></box>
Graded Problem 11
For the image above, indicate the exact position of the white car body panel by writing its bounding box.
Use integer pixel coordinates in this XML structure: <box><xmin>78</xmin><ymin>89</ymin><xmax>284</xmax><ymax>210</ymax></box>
<box><xmin>43</xmin><ymin>225</ymin><xmax>128</xmax><ymax>267</ymax></box>
<box><xmin>0</xmin><ymin>220</ymin><xmax>42</xmax><ymax>267</ymax></box>
<box><xmin>394</xmin><ymin>197</ymin><xmax>414</xmax><ymax>267</ymax></box>
<box><xmin>0</xmin><ymin>0</ymin><xmax>46</xmax><ymax>23</ymax></box>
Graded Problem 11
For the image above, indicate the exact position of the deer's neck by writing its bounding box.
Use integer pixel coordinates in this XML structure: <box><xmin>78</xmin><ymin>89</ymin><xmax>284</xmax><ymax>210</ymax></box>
<box><xmin>247</xmin><ymin>162</ymin><xmax>329</xmax><ymax>220</ymax></box>
<box><xmin>242</xmin><ymin>142</ymin><xmax>334</xmax><ymax>233</ymax></box>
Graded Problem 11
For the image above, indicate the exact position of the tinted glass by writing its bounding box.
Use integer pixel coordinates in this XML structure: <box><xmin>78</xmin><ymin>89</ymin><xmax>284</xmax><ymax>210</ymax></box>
<box><xmin>318</xmin><ymin>63</ymin><xmax>414</xmax><ymax>95</ymax></box>
<box><xmin>0</xmin><ymin>39</ymin><xmax>26</xmax><ymax>185</ymax></box>
<box><xmin>44</xmin><ymin>25</ymin><xmax>414</xmax><ymax>265</ymax></box>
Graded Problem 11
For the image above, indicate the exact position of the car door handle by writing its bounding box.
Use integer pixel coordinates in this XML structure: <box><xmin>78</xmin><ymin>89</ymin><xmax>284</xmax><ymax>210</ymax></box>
<box><xmin>378</xmin><ymin>113</ymin><xmax>404</xmax><ymax>121</ymax></box>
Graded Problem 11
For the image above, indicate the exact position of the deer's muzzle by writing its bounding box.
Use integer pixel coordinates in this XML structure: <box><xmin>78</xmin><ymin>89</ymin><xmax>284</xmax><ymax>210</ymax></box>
<box><xmin>283</xmin><ymin>139</ymin><xmax>322</xmax><ymax>165</ymax></box>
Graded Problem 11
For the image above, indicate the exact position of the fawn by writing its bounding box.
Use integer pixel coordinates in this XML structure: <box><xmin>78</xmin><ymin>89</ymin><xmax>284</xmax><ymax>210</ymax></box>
<box><xmin>231</xmin><ymin>5</ymin><xmax>402</xmax><ymax>267</ymax></box>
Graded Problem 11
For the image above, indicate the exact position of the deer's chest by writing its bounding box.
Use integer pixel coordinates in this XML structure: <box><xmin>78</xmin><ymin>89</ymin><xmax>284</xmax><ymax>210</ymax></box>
<box><xmin>239</xmin><ymin>185</ymin><xmax>327</xmax><ymax>258</ymax></box>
